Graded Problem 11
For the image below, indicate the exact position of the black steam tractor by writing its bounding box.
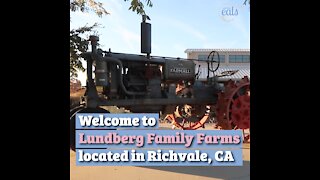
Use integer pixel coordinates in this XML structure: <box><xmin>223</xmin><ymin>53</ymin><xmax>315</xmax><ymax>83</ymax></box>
<box><xmin>70</xmin><ymin>15</ymin><xmax>250</xmax><ymax>150</ymax></box>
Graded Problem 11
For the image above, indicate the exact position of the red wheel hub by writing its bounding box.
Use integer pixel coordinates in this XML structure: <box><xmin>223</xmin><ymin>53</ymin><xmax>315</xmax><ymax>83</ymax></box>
<box><xmin>164</xmin><ymin>105</ymin><xmax>211</xmax><ymax>130</ymax></box>
<box><xmin>215</xmin><ymin>76</ymin><xmax>250</xmax><ymax>130</ymax></box>
<box><xmin>229</xmin><ymin>93</ymin><xmax>250</xmax><ymax>129</ymax></box>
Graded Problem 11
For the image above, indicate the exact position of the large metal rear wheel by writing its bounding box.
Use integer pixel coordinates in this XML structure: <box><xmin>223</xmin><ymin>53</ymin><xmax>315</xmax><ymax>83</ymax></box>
<box><xmin>215</xmin><ymin>76</ymin><xmax>250</xmax><ymax>142</ymax></box>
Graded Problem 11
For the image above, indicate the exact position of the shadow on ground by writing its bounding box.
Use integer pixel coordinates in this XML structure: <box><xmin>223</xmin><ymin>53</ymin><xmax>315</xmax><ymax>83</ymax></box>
<box><xmin>140</xmin><ymin>161</ymin><xmax>250</xmax><ymax>180</ymax></box>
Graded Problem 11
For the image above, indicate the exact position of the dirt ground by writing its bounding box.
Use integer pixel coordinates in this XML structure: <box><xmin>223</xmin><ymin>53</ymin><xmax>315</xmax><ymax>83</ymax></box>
<box><xmin>70</xmin><ymin>121</ymin><xmax>250</xmax><ymax>180</ymax></box>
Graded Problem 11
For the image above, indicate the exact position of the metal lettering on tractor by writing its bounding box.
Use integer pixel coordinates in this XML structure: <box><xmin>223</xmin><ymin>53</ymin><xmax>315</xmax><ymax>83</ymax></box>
<box><xmin>170</xmin><ymin>68</ymin><xmax>191</xmax><ymax>74</ymax></box>
<box><xmin>164</xmin><ymin>60</ymin><xmax>195</xmax><ymax>80</ymax></box>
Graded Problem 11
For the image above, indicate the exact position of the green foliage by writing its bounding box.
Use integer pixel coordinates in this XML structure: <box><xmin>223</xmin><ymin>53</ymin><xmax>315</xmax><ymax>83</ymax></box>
<box><xmin>125</xmin><ymin>0</ymin><xmax>153</xmax><ymax>15</ymax></box>
<box><xmin>70</xmin><ymin>0</ymin><xmax>152</xmax><ymax>78</ymax></box>
<box><xmin>70</xmin><ymin>0</ymin><xmax>109</xmax><ymax>17</ymax></box>
<box><xmin>243</xmin><ymin>0</ymin><xmax>250</xmax><ymax>5</ymax></box>
<box><xmin>70</xmin><ymin>23</ymin><xmax>100</xmax><ymax>77</ymax></box>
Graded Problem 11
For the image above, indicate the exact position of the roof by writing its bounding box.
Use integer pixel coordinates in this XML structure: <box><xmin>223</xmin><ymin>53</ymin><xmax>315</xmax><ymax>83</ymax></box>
<box><xmin>196</xmin><ymin>65</ymin><xmax>250</xmax><ymax>81</ymax></box>
<box><xmin>185</xmin><ymin>49</ymin><xmax>250</xmax><ymax>53</ymax></box>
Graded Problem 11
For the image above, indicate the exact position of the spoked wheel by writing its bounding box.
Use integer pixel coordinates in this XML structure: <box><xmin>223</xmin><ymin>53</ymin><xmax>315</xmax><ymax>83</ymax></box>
<box><xmin>70</xmin><ymin>106</ymin><xmax>110</xmax><ymax>151</ymax></box>
<box><xmin>168</xmin><ymin>105</ymin><xmax>211</xmax><ymax>130</ymax></box>
<box><xmin>215</xmin><ymin>76</ymin><xmax>250</xmax><ymax>142</ymax></box>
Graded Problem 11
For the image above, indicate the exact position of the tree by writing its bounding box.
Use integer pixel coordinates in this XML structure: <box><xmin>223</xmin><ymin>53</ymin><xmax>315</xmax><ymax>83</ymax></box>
<box><xmin>70</xmin><ymin>0</ymin><xmax>152</xmax><ymax>78</ymax></box>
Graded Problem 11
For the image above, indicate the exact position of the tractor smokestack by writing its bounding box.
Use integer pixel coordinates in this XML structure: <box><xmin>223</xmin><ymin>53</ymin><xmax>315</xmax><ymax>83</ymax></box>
<box><xmin>141</xmin><ymin>15</ymin><xmax>151</xmax><ymax>58</ymax></box>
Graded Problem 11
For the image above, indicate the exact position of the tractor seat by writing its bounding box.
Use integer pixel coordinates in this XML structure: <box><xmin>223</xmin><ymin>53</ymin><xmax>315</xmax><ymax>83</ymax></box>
<box><xmin>218</xmin><ymin>70</ymin><xmax>239</xmax><ymax>77</ymax></box>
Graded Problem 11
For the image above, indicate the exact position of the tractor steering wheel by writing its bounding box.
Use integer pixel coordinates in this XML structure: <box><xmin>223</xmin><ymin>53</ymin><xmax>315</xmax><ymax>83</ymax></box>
<box><xmin>207</xmin><ymin>51</ymin><xmax>221</xmax><ymax>73</ymax></box>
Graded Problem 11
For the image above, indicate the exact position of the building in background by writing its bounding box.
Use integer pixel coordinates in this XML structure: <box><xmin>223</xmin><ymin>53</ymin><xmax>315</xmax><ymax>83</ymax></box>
<box><xmin>185</xmin><ymin>49</ymin><xmax>250</xmax><ymax>81</ymax></box>
<box><xmin>70</xmin><ymin>78</ymin><xmax>82</xmax><ymax>93</ymax></box>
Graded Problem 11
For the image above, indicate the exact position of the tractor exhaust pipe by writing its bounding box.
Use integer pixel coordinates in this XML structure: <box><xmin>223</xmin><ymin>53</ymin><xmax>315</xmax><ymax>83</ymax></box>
<box><xmin>141</xmin><ymin>15</ymin><xmax>151</xmax><ymax>59</ymax></box>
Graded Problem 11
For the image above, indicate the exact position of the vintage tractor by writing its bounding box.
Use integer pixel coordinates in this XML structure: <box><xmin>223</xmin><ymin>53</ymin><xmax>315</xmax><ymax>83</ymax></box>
<box><xmin>70</xmin><ymin>15</ymin><xmax>250</xmax><ymax>151</ymax></box>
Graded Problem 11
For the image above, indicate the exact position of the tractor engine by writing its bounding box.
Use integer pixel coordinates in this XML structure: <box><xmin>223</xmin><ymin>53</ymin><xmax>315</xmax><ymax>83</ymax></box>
<box><xmin>92</xmin><ymin>50</ymin><xmax>197</xmax><ymax>113</ymax></box>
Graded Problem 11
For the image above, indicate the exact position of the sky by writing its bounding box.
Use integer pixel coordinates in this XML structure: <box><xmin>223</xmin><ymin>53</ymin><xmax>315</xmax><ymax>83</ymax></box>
<box><xmin>70</xmin><ymin>0</ymin><xmax>250</xmax><ymax>85</ymax></box>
